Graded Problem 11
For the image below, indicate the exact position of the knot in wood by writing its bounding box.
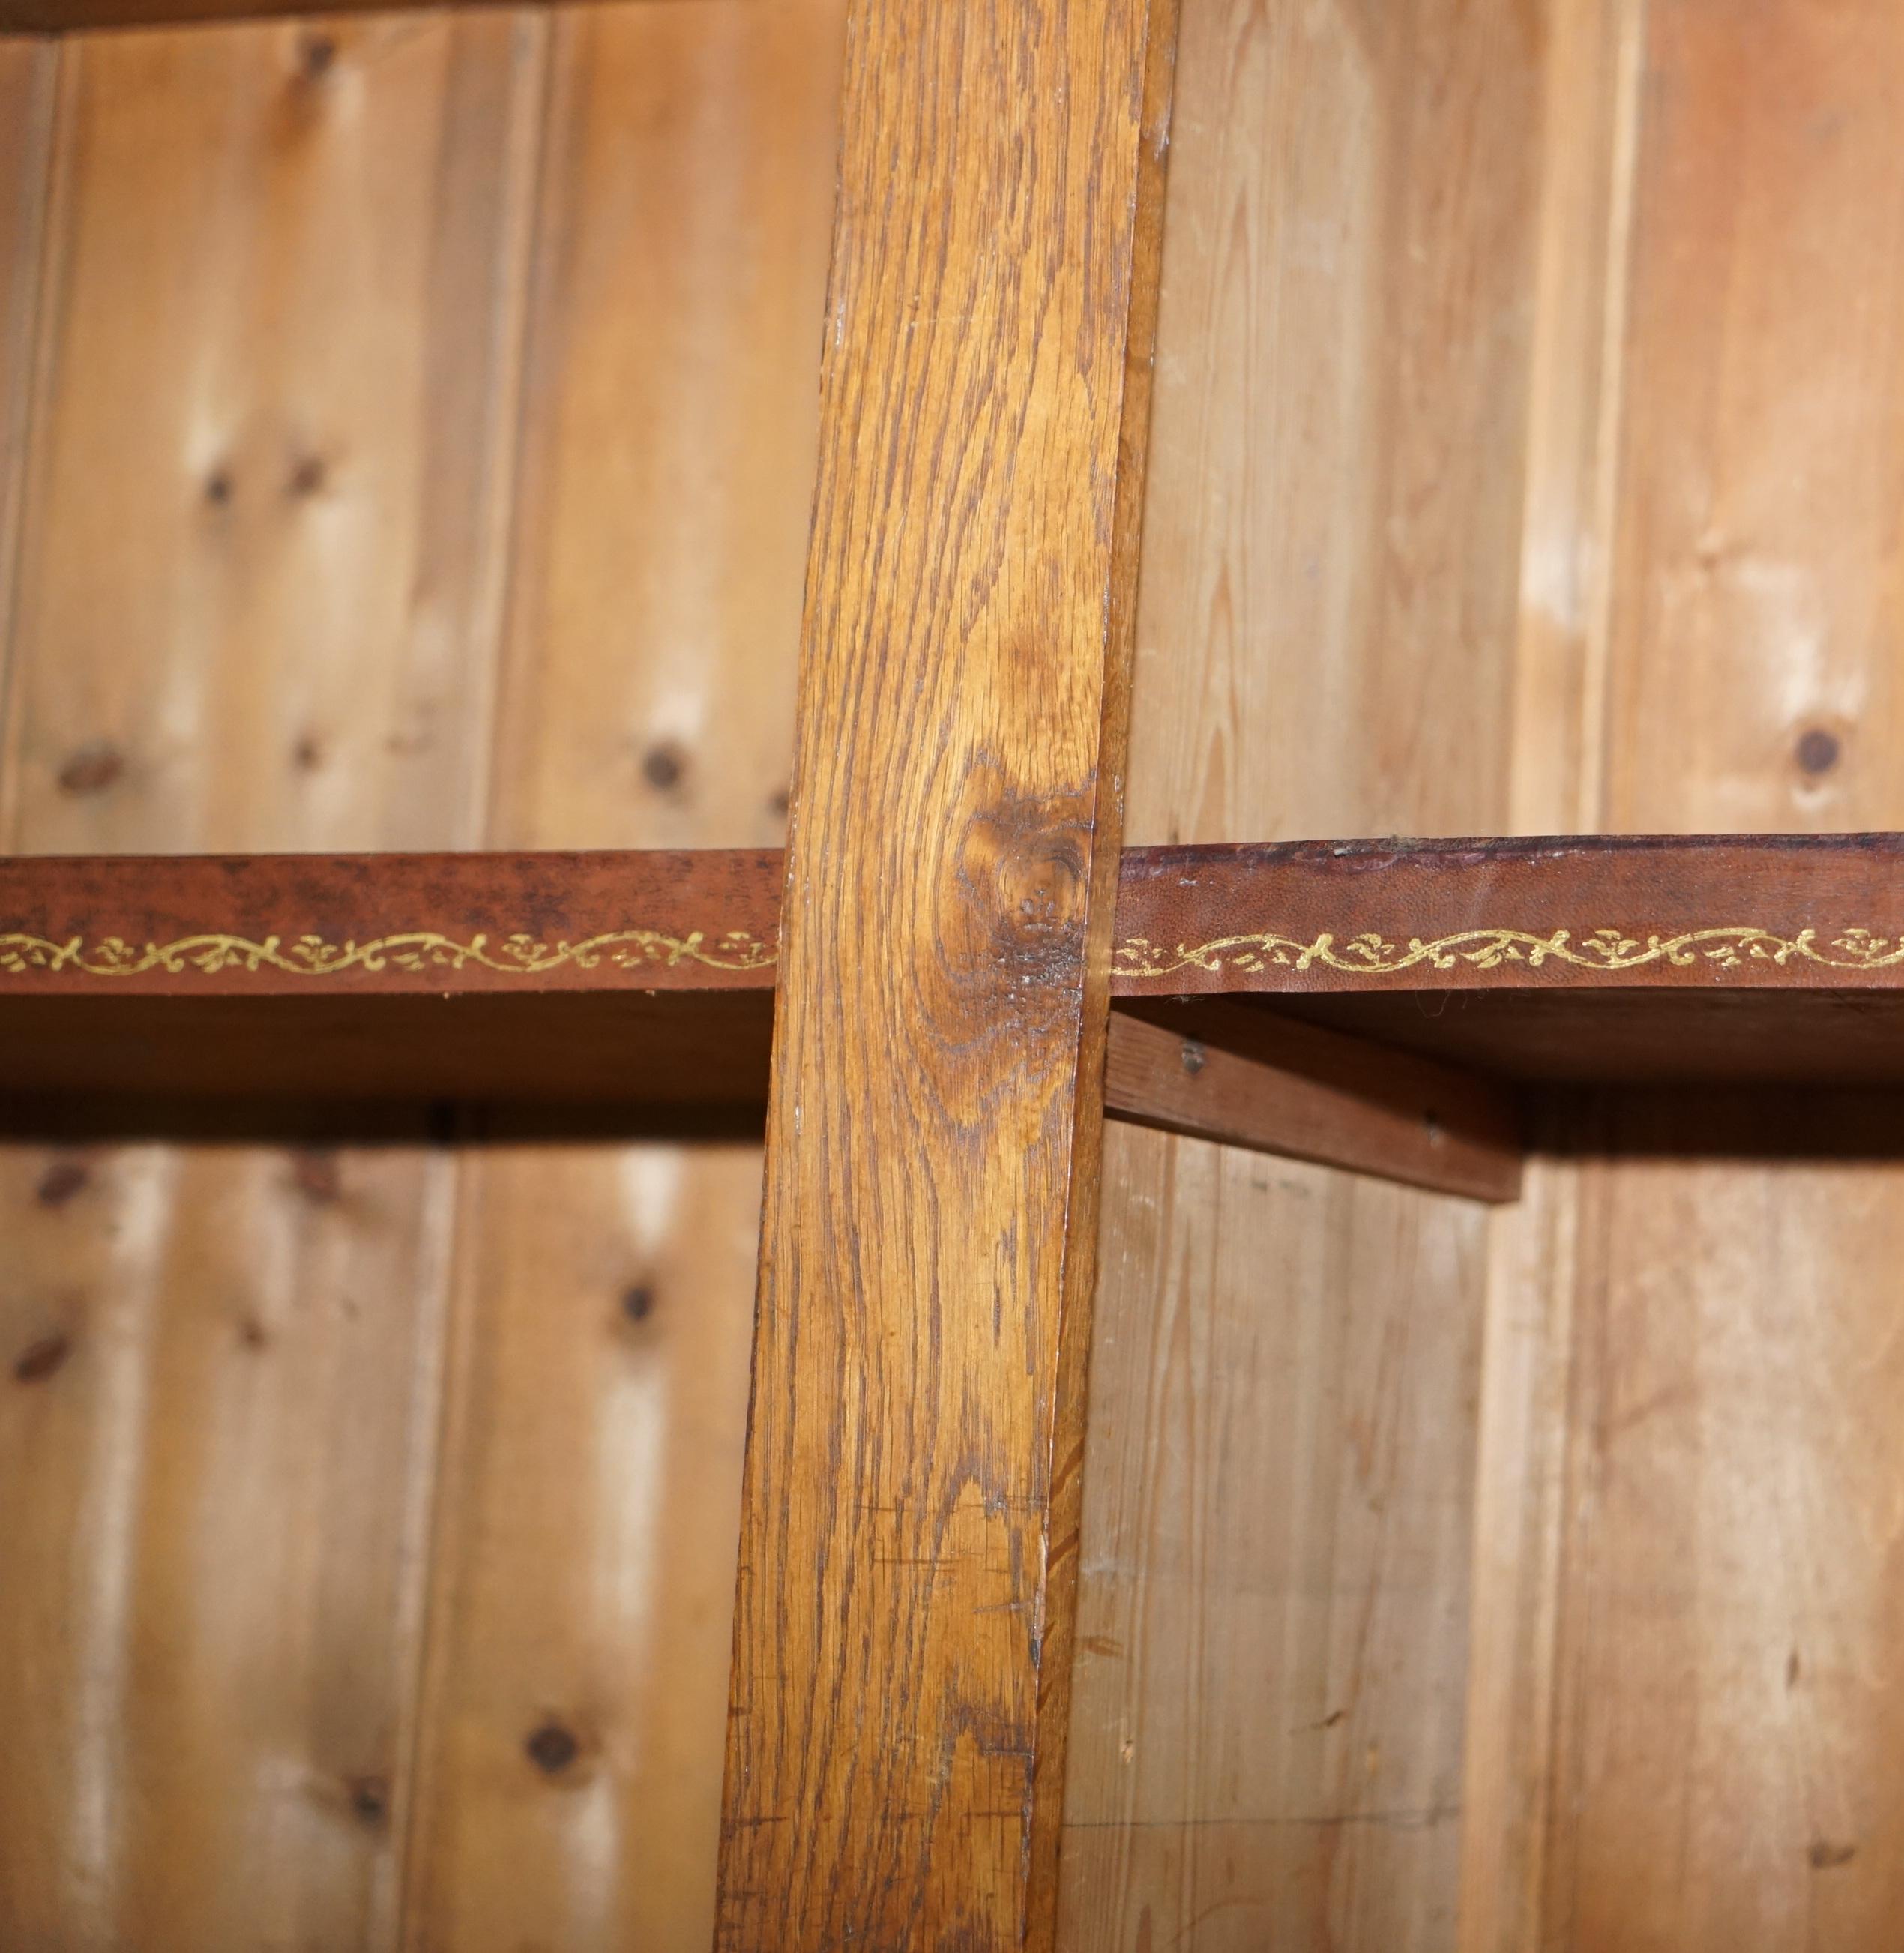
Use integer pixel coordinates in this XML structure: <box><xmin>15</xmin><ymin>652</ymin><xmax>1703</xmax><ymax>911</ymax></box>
<box><xmin>952</xmin><ymin>783</ymin><xmax>1093</xmax><ymax>1009</ymax></box>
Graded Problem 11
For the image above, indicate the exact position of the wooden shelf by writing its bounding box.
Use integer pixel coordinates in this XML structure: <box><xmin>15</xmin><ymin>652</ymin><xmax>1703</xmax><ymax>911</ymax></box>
<box><xmin>0</xmin><ymin>849</ymin><xmax>779</xmax><ymax>1110</ymax></box>
<box><xmin>1116</xmin><ymin>834</ymin><xmax>1904</xmax><ymax>1083</ymax></box>
<box><xmin>4</xmin><ymin>834</ymin><xmax>1898</xmax><ymax>1161</ymax></box>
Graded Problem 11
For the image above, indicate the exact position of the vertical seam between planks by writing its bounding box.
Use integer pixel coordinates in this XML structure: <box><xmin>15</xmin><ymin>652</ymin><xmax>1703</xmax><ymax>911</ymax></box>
<box><xmin>391</xmin><ymin>16</ymin><xmax>551</xmax><ymax>1949</ymax></box>
<box><xmin>466</xmin><ymin>5</ymin><xmax>554</xmax><ymax>856</ymax></box>
<box><xmin>473</xmin><ymin>8</ymin><xmax>564</xmax><ymax>851</ymax></box>
<box><xmin>1026</xmin><ymin>2</ymin><xmax>1182</xmax><ymax>1946</ymax></box>
<box><xmin>1576</xmin><ymin>0</ymin><xmax>1647</xmax><ymax>837</ymax></box>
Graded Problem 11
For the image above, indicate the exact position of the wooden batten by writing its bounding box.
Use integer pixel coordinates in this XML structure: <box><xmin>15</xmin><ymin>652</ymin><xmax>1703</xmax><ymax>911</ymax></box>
<box><xmin>1106</xmin><ymin>1002</ymin><xmax>1524</xmax><ymax>1204</ymax></box>
<box><xmin>714</xmin><ymin>0</ymin><xmax>1179</xmax><ymax>1946</ymax></box>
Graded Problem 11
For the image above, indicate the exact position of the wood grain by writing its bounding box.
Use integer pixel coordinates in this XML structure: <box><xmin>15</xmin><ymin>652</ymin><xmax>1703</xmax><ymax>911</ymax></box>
<box><xmin>0</xmin><ymin>16</ymin><xmax>537</xmax><ymax>855</ymax></box>
<box><xmin>1121</xmin><ymin>0</ymin><xmax>1540</xmax><ymax>852</ymax></box>
<box><xmin>1060</xmin><ymin>1</ymin><xmax>1545</xmax><ymax>1942</ymax></box>
<box><xmin>0</xmin><ymin>37</ymin><xmax>55</xmax><ymax>663</ymax></box>
<box><xmin>715</xmin><ymin>0</ymin><xmax>1178</xmax><ymax>1943</ymax></box>
<box><xmin>403</xmin><ymin>7</ymin><xmax>843</xmax><ymax>1949</ymax></box>
<box><xmin>1546</xmin><ymin>1098</ymin><xmax>1904</xmax><ymax>1948</ymax></box>
<box><xmin>1063</xmin><ymin>1122</ymin><xmax>1488</xmax><ymax>1952</ymax></box>
<box><xmin>1106</xmin><ymin>1002</ymin><xmax>1523</xmax><ymax>1203</ymax></box>
<box><xmin>1530</xmin><ymin>5</ymin><xmax>1904</xmax><ymax>1946</ymax></box>
<box><xmin>0</xmin><ymin>17</ymin><xmax>539</xmax><ymax>1946</ymax></box>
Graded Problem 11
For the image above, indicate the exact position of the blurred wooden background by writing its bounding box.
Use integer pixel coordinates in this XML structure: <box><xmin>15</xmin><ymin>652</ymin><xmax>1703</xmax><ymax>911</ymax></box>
<box><xmin>1064</xmin><ymin>1</ymin><xmax>1904</xmax><ymax>1949</ymax></box>
<box><xmin>4</xmin><ymin>1</ymin><xmax>1903</xmax><ymax>1948</ymax></box>
<box><xmin>0</xmin><ymin>6</ymin><xmax>840</xmax><ymax>1946</ymax></box>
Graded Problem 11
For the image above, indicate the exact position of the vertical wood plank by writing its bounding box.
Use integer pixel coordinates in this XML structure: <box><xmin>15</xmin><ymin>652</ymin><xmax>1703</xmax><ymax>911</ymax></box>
<box><xmin>1060</xmin><ymin>2</ymin><xmax>1543</xmax><ymax>1947</ymax></box>
<box><xmin>0</xmin><ymin>15</ymin><xmax>536</xmax><ymax>852</ymax></box>
<box><xmin>1063</xmin><ymin>1128</ymin><xmax>1485</xmax><ymax>1952</ymax></box>
<box><xmin>1536</xmin><ymin>4</ymin><xmax>1904</xmax><ymax>1945</ymax></box>
<box><xmin>0</xmin><ymin>18</ymin><xmax>539</xmax><ymax>1947</ymax></box>
<box><xmin>403</xmin><ymin>7</ymin><xmax>843</xmax><ymax>1948</ymax></box>
<box><xmin>1458</xmin><ymin>8</ymin><xmax>1643</xmax><ymax>1943</ymax></box>
<box><xmin>716</xmin><ymin>0</ymin><xmax>1178</xmax><ymax>1943</ymax></box>
<box><xmin>1601</xmin><ymin>0</ymin><xmax>1904</xmax><ymax>837</ymax></box>
<box><xmin>0</xmin><ymin>37</ymin><xmax>56</xmax><ymax>665</ymax></box>
<box><xmin>1121</xmin><ymin>0</ymin><xmax>1540</xmax><ymax>850</ymax></box>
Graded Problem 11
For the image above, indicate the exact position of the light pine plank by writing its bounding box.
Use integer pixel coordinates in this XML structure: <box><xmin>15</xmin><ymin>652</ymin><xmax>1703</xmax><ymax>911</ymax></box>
<box><xmin>401</xmin><ymin>7</ymin><xmax>843</xmax><ymax>1949</ymax></box>
<box><xmin>0</xmin><ymin>37</ymin><xmax>56</xmax><ymax>669</ymax></box>
<box><xmin>1602</xmin><ymin>0</ymin><xmax>1904</xmax><ymax>837</ymax></box>
<box><xmin>0</xmin><ymin>16</ymin><xmax>540</xmax><ymax>1947</ymax></box>
<box><xmin>1121</xmin><ymin>0</ymin><xmax>1541</xmax><ymax>851</ymax></box>
<box><xmin>716</xmin><ymin>0</ymin><xmax>1178</xmax><ymax>1943</ymax></box>
<box><xmin>1060</xmin><ymin>1</ymin><xmax>1543</xmax><ymax>1946</ymax></box>
<box><xmin>1458</xmin><ymin>6</ymin><xmax>1643</xmax><ymax>1943</ymax></box>
<box><xmin>1548</xmin><ymin>1114</ymin><xmax>1904</xmax><ymax>1949</ymax></box>
<box><xmin>0</xmin><ymin>16</ymin><xmax>537</xmax><ymax>852</ymax></box>
<box><xmin>1062</xmin><ymin>1125</ymin><xmax>1485</xmax><ymax>1952</ymax></box>
<box><xmin>1536</xmin><ymin>4</ymin><xmax>1904</xmax><ymax>1945</ymax></box>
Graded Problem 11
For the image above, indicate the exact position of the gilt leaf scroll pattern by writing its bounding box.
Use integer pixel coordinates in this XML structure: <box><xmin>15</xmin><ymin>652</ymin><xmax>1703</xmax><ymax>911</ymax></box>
<box><xmin>0</xmin><ymin>929</ymin><xmax>779</xmax><ymax>978</ymax></box>
<box><xmin>1111</xmin><ymin>925</ymin><xmax>1904</xmax><ymax>982</ymax></box>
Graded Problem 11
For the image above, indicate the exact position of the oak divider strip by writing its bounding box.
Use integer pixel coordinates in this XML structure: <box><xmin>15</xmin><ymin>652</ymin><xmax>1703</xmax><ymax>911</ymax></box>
<box><xmin>714</xmin><ymin>0</ymin><xmax>1180</xmax><ymax>1944</ymax></box>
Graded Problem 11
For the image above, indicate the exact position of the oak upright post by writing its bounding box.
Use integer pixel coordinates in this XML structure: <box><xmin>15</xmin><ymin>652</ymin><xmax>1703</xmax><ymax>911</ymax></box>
<box><xmin>715</xmin><ymin>1</ymin><xmax>1178</xmax><ymax>1946</ymax></box>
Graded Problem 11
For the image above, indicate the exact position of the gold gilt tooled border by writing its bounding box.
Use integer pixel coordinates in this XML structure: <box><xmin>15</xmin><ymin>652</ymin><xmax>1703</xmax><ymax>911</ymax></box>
<box><xmin>7</xmin><ymin>922</ymin><xmax>1904</xmax><ymax>983</ymax></box>
<box><xmin>1111</xmin><ymin>925</ymin><xmax>1904</xmax><ymax>981</ymax></box>
<box><xmin>0</xmin><ymin>929</ymin><xmax>779</xmax><ymax>978</ymax></box>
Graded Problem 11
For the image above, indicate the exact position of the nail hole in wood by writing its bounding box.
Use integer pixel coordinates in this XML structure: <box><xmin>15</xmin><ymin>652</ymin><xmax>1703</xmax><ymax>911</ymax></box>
<box><xmin>1180</xmin><ymin>1038</ymin><xmax>1205</xmax><ymax>1076</ymax></box>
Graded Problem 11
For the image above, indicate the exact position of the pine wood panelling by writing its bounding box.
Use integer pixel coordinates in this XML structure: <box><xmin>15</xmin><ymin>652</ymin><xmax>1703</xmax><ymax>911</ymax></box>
<box><xmin>1064</xmin><ymin>1126</ymin><xmax>1487</xmax><ymax>1952</ymax></box>
<box><xmin>0</xmin><ymin>17</ymin><xmax>539</xmax><ymax>1947</ymax></box>
<box><xmin>0</xmin><ymin>17</ymin><xmax>537</xmax><ymax>853</ymax></box>
<box><xmin>1546</xmin><ymin>1105</ymin><xmax>1904</xmax><ymax>1950</ymax></box>
<box><xmin>483</xmin><ymin>0</ymin><xmax>839</xmax><ymax>862</ymax></box>
<box><xmin>1601</xmin><ymin>0</ymin><xmax>1904</xmax><ymax>837</ymax></box>
<box><xmin>716</xmin><ymin>0</ymin><xmax>1178</xmax><ymax>1943</ymax></box>
<box><xmin>1061</xmin><ymin>0</ymin><xmax>1543</xmax><ymax>1945</ymax></box>
<box><xmin>403</xmin><ymin>7</ymin><xmax>843</xmax><ymax>1949</ymax></box>
<box><xmin>1535</xmin><ymin>4</ymin><xmax>1904</xmax><ymax>1945</ymax></box>
<box><xmin>0</xmin><ymin>39</ymin><xmax>55</xmax><ymax>657</ymax></box>
<box><xmin>1460</xmin><ymin>13</ymin><xmax>1639</xmax><ymax>1938</ymax></box>
<box><xmin>1121</xmin><ymin>0</ymin><xmax>1540</xmax><ymax>852</ymax></box>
